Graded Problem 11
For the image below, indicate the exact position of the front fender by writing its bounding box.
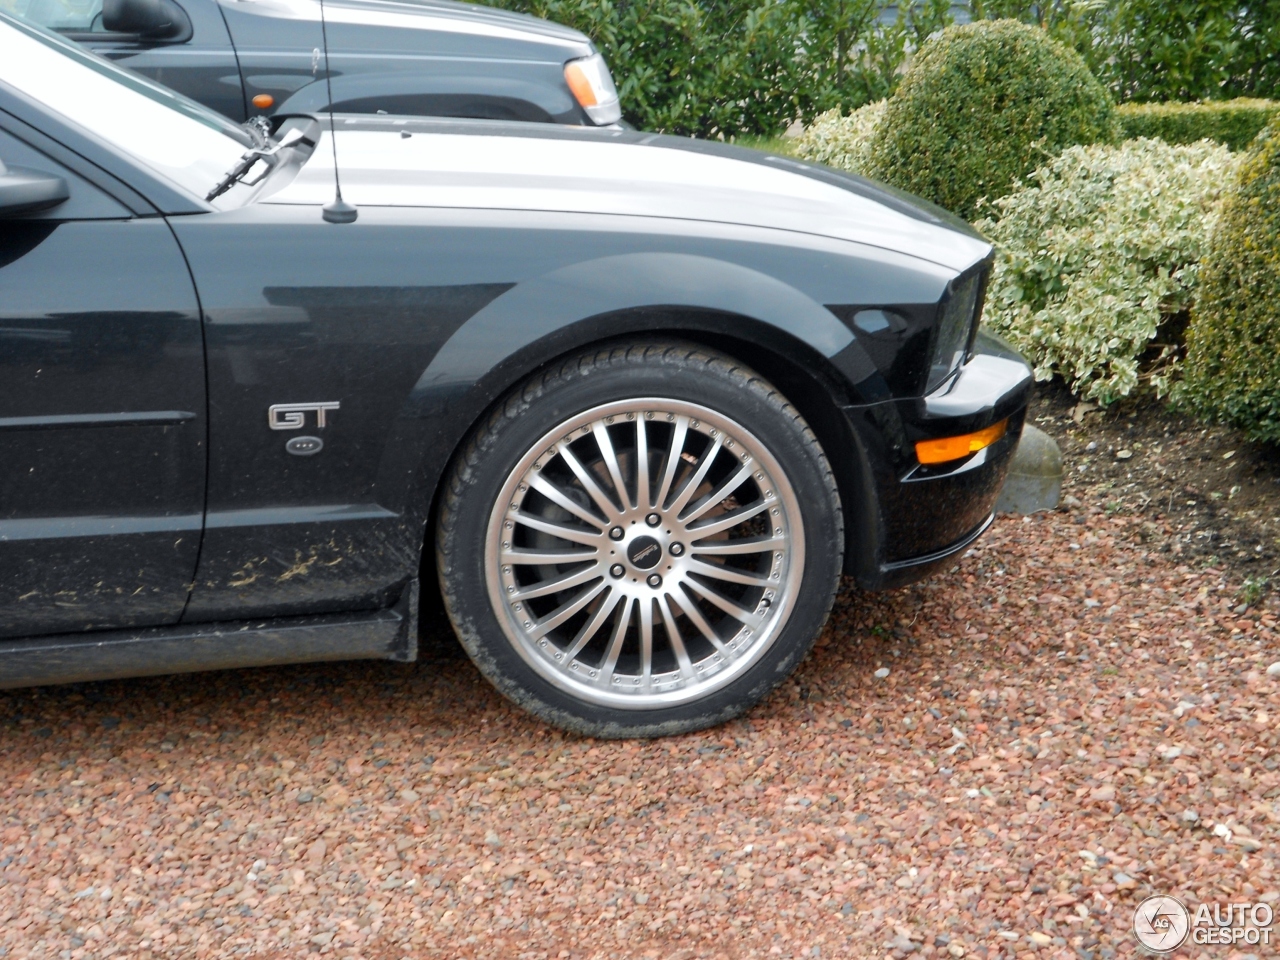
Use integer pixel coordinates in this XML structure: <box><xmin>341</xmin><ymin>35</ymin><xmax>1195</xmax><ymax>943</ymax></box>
<box><xmin>415</xmin><ymin>252</ymin><xmax>868</xmax><ymax>399</ymax></box>
<box><xmin>382</xmin><ymin>252</ymin><xmax>881</xmax><ymax>546</ymax></box>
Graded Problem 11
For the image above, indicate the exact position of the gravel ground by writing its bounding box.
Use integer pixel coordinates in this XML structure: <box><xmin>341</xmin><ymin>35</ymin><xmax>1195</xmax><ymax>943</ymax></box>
<box><xmin>1030</xmin><ymin>383</ymin><xmax>1280</xmax><ymax>586</ymax></box>
<box><xmin>2</xmin><ymin>507</ymin><xmax>1279</xmax><ymax>960</ymax></box>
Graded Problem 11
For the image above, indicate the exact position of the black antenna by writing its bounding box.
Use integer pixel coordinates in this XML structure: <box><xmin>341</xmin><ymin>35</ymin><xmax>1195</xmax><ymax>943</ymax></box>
<box><xmin>318</xmin><ymin>0</ymin><xmax>357</xmax><ymax>224</ymax></box>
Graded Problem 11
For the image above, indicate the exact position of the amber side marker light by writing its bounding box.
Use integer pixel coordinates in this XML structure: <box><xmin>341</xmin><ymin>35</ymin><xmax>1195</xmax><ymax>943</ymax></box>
<box><xmin>915</xmin><ymin>418</ymin><xmax>1008</xmax><ymax>465</ymax></box>
<box><xmin>563</xmin><ymin>62</ymin><xmax>598</xmax><ymax>107</ymax></box>
<box><xmin>252</xmin><ymin>93</ymin><xmax>274</xmax><ymax>109</ymax></box>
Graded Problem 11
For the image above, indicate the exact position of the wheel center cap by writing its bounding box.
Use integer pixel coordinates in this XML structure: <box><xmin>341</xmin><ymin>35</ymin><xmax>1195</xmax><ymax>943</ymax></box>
<box><xmin>626</xmin><ymin>535</ymin><xmax>662</xmax><ymax>570</ymax></box>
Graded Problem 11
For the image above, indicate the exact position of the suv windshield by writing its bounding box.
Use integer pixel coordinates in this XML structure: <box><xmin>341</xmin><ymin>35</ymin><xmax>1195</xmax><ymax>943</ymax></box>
<box><xmin>0</xmin><ymin>10</ymin><xmax>251</xmax><ymax>199</ymax></box>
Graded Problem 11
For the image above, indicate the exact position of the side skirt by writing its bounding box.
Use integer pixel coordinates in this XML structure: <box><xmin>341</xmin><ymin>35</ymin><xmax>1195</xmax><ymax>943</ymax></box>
<box><xmin>0</xmin><ymin>579</ymin><xmax>419</xmax><ymax>690</ymax></box>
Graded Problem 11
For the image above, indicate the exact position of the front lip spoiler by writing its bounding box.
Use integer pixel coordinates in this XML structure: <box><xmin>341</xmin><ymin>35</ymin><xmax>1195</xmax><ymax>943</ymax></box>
<box><xmin>870</xmin><ymin>511</ymin><xmax>994</xmax><ymax>589</ymax></box>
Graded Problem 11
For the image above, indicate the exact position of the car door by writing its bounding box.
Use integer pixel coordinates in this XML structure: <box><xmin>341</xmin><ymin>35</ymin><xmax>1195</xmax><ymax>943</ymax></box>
<box><xmin>18</xmin><ymin>0</ymin><xmax>246</xmax><ymax>121</ymax></box>
<box><xmin>0</xmin><ymin>123</ymin><xmax>208</xmax><ymax>639</ymax></box>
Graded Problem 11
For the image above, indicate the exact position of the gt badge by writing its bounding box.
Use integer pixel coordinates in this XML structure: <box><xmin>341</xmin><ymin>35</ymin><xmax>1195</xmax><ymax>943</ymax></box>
<box><xmin>268</xmin><ymin>401</ymin><xmax>340</xmax><ymax>431</ymax></box>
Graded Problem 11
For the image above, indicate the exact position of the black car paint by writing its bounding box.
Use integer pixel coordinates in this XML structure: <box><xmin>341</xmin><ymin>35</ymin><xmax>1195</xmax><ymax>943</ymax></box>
<box><xmin>0</xmin><ymin>88</ymin><xmax>1031</xmax><ymax>685</ymax></box>
<box><xmin>49</xmin><ymin>0</ymin><xmax>597</xmax><ymax>125</ymax></box>
<box><xmin>0</xmin><ymin>216</ymin><xmax>206</xmax><ymax>640</ymax></box>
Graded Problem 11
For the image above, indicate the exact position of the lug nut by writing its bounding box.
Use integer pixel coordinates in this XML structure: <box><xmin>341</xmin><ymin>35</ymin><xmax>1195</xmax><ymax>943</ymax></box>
<box><xmin>646</xmin><ymin>573</ymin><xmax>663</xmax><ymax>588</ymax></box>
<box><xmin>609</xmin><ymin>526</ymin><xmax>625</xmax><ymax>541</ymax></box>
<box><xmin>668</xmin><ymin>542</ymin><xmax>685</xmax><ymax>556</ymax></box>
<box><xmin>645</xmin><ymin>513</ymin><xmax>661</xmax><ymax>527</ymax></box>
<box><xmin>610</xmin><ymin>563</ymin><xmax>625</xmax><ymax>578</ymax></box>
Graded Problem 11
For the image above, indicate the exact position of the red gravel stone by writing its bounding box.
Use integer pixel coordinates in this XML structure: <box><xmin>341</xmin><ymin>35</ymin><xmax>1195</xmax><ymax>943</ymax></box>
<box><xmin>1</xmin><ymin>507</ymin><xmax>1277</xmax><ymax>959</ymax></box>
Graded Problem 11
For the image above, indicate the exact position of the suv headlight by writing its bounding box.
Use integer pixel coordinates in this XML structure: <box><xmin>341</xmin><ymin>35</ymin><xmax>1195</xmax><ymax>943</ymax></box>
<box><xmin>564</xmin><ymin>53</ymin><xmax>622</xmax><ymax>125</ymax></box>
<box><xmin>926</xmin><ymin>268</ymin><xmax>985</xmax><ymax>393</ymax></box>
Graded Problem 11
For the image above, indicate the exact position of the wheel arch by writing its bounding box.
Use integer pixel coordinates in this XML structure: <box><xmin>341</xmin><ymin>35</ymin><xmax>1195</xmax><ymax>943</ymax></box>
<box><xmin>410</xmin><ymin>308</ymin><xmax>878</xmax><ymax>630</ymax></box>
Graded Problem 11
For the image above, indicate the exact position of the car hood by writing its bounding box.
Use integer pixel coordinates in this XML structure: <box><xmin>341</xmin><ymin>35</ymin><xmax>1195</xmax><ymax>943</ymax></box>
<box><xmin>333</xmin><ymin>0</ymin><xmax>588</xmax><ymax>44</ymax></box>
<box><xmin>231</xmin><ymin>0</ymin><xmax>593</xmax><ymax>53</ymax></box>
<box><xmin>264</xmin><ymin>118</ymin><xmax>991</xmax><ymax>273</ymax></box>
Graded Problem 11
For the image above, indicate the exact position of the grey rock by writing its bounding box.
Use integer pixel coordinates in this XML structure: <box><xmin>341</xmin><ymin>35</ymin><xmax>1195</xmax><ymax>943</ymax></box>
<box><xmin>995</xmin><ymin>425</ymin><xmax>1063</xmax><ymax>515</ymax></box>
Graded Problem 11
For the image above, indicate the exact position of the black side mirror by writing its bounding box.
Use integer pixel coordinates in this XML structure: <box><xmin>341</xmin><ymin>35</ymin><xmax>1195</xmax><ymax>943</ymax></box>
<box><xmin>102</xmin><ymin>0</ymin><xmax>193</xmax><ymax>40</ymax></box>
<box><xmin>0</xmin><ymin>160</ymin><xmax>69</xmax><ymax>218</ymax></box>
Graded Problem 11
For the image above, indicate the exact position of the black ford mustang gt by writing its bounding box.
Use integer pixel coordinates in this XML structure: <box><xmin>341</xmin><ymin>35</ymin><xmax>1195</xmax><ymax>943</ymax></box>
<box><xmin>0</xmin><ymin>13</ymin><xmax>1031</xmax><ymax>737</ymax></box>
<box><xmin>10</xmin><ymin>0</ymin><xmax>620</xmax><ymax>127</ymax></box>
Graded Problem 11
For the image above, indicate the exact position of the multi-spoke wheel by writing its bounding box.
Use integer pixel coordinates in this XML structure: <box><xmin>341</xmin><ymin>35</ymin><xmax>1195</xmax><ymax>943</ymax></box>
<box><xmin>437</xmin><ymin>343</ymin><xmax>843</xmax><ymax>737</ymax></box>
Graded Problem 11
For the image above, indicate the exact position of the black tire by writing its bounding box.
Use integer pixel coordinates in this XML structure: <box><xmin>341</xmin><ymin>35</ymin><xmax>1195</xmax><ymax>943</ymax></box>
<box><xmin>436</xmin><ymin>342</ymin><xmax>843</xmax><ymax>737</ymax></box>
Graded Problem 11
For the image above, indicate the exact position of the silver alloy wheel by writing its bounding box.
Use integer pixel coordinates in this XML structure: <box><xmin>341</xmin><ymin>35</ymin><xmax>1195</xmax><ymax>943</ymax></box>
<box><xmin>484</xmin><ymin>398</ymin><xmax>804</xmax><ymax>709</ymax></box>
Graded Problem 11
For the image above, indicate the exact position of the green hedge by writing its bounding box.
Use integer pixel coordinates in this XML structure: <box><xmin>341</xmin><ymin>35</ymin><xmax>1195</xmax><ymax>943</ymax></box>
<box><xmin>975</xmin><ymin>0</ymin><xmax>1280</xmax><ymax>104</ymax></box>
<box><xmin>1118</xmin><ymin>99</ymin><xmax>1280</xmax><ymax>150</ymax></box>
<box><xmin>481</xmin><ymin>1</ymin><xmax>1279</xmax><ymax>139</ymax></box>
<box><xmin>1181</xmin><ymin>115</ymin><xmax>1280</xmax><ymax>443</ymax></box>
<box><xmin>484</xmin><ymin>0</ymin><xmax>953</xmax><ymax>138</ymax></box>
<box><xmin>864</xmin><ymin>19</ymin><xmax>1119</xmax><ymax>220</ymax></box>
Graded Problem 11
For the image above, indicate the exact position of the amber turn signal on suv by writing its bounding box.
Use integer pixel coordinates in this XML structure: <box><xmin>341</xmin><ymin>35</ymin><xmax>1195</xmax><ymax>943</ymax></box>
<box><xmin>564</xmin><ymin>53</ymin><xmax>622</xmax><ymax>125</ymax></box>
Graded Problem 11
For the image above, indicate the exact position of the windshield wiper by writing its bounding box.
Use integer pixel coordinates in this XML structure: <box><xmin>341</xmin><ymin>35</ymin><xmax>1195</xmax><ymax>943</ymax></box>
<box><xmin>206</xmin><ymin>127</ymin><xmax>305</xmax><ymax>203</ymax></box>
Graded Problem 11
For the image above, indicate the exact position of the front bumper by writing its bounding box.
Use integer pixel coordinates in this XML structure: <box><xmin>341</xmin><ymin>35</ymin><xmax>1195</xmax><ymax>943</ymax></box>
<box><xmin>842</xmin><ymin>331</ymin><xmax>1032</xmax><ymax>589</ymax></box>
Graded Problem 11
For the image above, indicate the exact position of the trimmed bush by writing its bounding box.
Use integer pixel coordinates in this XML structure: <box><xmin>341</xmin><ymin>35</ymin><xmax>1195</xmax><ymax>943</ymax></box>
<box><xmin>1181</xmin><ymin>116</ymin><xmax>1280</xmax><ymax>443</ymax></box>
<box><xmin>1119</xmin><ymin>99</ymin><xmax>1280</xmax><ymax>151</ymax></box>
<box><xmin>978</xmin><ymin>138</ymin><xmax>1237</xmax><ymax>404</ymax></box>
<box><xmin>864</xmin><ymin>19</ymin><xmax>1120</xmax><ymax>220</ymax></box>
<box><xmin>788</xmin><ymin>99</ymin><xmax>886</xmax><ymax>175</ymax></box>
